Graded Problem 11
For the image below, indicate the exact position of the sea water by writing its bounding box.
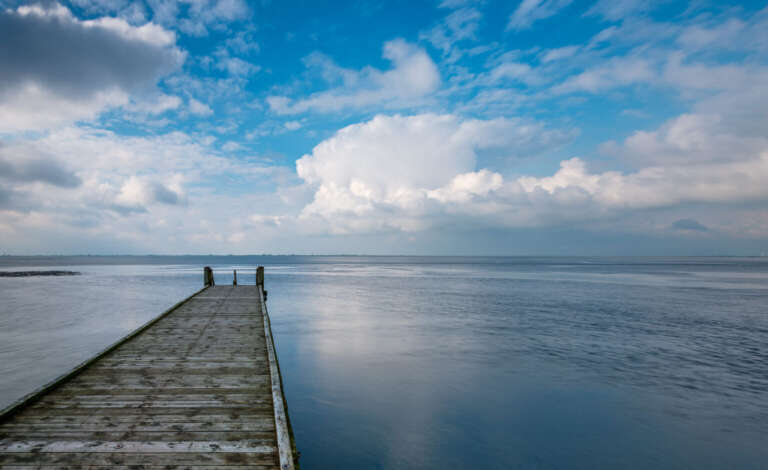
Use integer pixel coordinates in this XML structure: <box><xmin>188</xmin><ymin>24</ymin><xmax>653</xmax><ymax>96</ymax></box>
<box><xmin>1</xmin><ymin>256</ymin><xmax>766</xmax><ymax>469</ymax></box>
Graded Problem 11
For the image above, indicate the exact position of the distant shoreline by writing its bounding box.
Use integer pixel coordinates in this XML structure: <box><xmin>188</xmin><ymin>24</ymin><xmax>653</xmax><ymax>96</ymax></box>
<box><xmin>0</xmin><ymin>271</ymin><xmax>80</xmax><ymax>277</ymax></box>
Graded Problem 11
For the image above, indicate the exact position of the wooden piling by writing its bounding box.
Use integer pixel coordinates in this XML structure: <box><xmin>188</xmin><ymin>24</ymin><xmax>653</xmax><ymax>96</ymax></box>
<box><xmin>256</xmin><ymin>266</ymin><xmax>264</xmax><ymax>287</ymax></box>
<box><xmin>203</xmin><ymin>266</ymin><xmax>214</xmax><ymax>286</ymax></box>
<box><xmin>233</xmin><ymin>269</ymin><xmax>238</xmax><ymax>286</ymax></box>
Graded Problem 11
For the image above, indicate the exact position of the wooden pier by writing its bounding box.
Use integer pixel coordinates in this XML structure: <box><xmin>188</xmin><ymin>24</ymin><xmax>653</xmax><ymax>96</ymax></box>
<box><xmin>0</xmin><ymin>267</ymin><xmax>297</xmax><ymax>469</ymax></box>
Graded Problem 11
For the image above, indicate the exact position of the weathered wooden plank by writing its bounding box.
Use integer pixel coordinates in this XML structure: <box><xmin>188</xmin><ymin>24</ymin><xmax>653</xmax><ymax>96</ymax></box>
<box><xmin>0</xmin><ymin>440</ymin><xmax>277</xmax><ymax>453</ymax></box>
<box><xmin>118</xmin><ymin>337</ymin><xmax>264</xmax><ymax>344</ymax></box>
<box><xmin>131</xmin><ymin>336</ymin><xmax>265</xmax><ymax>342</ymax></box>
<box><xmin>36</xmin><ymin>390</ymin><xmax>270</xmax><ymax>399</ymax></box>
<box><xmin>3</xmin><ymin>415</ymin><xmax>273</xmax><ymax>424</ymax></box>
<box><xmin>64</xmin><ymin>369</ymin><xmax>269</xmax><ymax>388</ymax></box>
<box><xmin>105</xmin><ymin>343</ymin><xmax>266</xmax><ymax>350</ymax></box>
<box><xmin>55</xmin><ymin>385</ymin><xmax>266</xmax><ymax>393</ymax></box>
<box><xmin>131</xmin><ymin>327</ymin><xmax>264</xmax><ymax>333</ymax></box>
<box><xmin>15</xmin><ymin>406</ymin><xmax>274</xmax><ymax>416</ymax></box>
<box><xmin>0</xmin><ymin>431</ymin><xmax>276</xmax><ymax>442</ymax></box>
<box><xmin>91</xmin><ymin>347</ymin><xmax>263</xmax><ymax>355</ymax></box>
<box><xmin>42</xmin><ymin>387</ymin><xmax>270</xmax><ymax>395</ymax></box>
<box><xmin>96</xmin><ymin>356</ymin><xmax>260</xmax><ymax>361</ymax></box>
<box><xmin>30</xmin><ymin>400</ymin><xmax>272</xmax><ymax>409</ymax></box>
<box><xmin>65</xmin><ymin>373</ymin><xmax>270</xmax><ymax>383</ymax></box>
<box><xmin>0</xmin><ymin>466</ymin><xmax>277</xmax><ymax>470</ymax></box>
<box><xmin>92</xmin><ymin>361</ymin><xmax>268</xmax><ymax>368</ymax></box>
<box><xmin>0</xmin><ymin>453</ymin><xmax>278</xmax><ymax>466</ymax></box>
<box><xmin>56</xmin><ymin>382</ymin><xmax>269</xmax><ymax>391</ymax></box>
<box><xmin>104</xmin><ymin>353</ymin><xmax>265</xmax><ymax>358</ymax></box>
<box><xmin>33</xmin><ymin>395</ymin><xmax>272</xmax><ymax>406</ymax></box>
<box><xmin>145</xmin><ymin>325</ymin><xmax>264</xmax><ymax>332</ymax></box>
<box><xmin>0</xmin><ymin>419</ymin><xmax>276</xmax><ymax>430</ymax></box>
<box><xmin>75</xmin><ymin>367</ymin><xmax>270</xmax><ymax>375</ymax></box>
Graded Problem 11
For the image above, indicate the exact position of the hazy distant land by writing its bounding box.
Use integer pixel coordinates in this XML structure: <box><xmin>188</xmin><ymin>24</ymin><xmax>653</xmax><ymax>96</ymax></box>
<box><xmin>0</xmin><ymin>271</ymin><xmax>80</xmax><ymax>277</ymax></box>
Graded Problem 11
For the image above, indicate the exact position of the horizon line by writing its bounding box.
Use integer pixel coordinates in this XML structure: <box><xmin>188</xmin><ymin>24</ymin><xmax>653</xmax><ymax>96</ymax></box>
<box><xmin>1</xmin><ymin>254</ymin><xmax>766</xmax><ymax>258</ymax></box>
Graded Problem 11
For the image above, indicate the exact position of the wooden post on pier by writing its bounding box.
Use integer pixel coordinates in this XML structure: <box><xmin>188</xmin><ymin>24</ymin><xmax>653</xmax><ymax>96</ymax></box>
<box><xmin>203</xmin><ymin>266</ymin><xmax>214</xmax><ymax>286</ymax></box>
<box><xmin>256</xmin><ymin>266</ymin><xmax>264</xmax><ymax>287</ymax></box>
<box><xmin>233</xmin><ymin>269</ymin><xmax>238</xmax><ymax>286</ymax></box>
<box><xmin>256</xmin><ymin>266</ymin><xmax>266</xmax><ymax>301</ymax></box>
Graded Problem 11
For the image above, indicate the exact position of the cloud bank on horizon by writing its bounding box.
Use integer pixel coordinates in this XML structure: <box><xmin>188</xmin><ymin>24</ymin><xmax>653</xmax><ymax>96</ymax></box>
<box><xmin>1</xmin><ymin>0</ymin><xmax>767</xmax><ymax>255</ymax></box>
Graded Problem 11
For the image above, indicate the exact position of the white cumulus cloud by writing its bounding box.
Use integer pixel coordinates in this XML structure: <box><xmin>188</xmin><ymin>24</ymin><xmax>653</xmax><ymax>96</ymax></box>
<box><xmin>288</xmin><ymin>107</ymin><xmax>768</xmax><ymax>238</ymax></box>
<box><xmin>294</xmin><ymin>113</ymin><xmax>571</xmax><ymax>232</ymax></box>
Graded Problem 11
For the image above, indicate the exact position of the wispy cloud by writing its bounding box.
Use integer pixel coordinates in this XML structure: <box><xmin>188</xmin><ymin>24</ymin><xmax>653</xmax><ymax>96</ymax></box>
<box><xmin>420</xmin><ymin>7</ymin><xmax>483</xmax><ymax>61</ymax></box>
<box><xmin>585</xmin><ymin>0</ymin><xmax>664</xmax><ymax>21</ymax></box>
<box><xmin>267</xmin><ymin>39</ymin><xmax>440</xmax><ymax>115</ymax></box>
<box><xmin>507</xmin><ymin>0</ymin><xmax>573</xmax><ymax>31</ymax></box>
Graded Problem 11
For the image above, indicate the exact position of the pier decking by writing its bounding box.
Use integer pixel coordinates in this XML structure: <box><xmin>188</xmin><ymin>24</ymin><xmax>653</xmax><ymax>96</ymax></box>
<box><xmin>0</xmin><ymin>268</ymin><xmax>296</xmax><ymax>469</ymax></box>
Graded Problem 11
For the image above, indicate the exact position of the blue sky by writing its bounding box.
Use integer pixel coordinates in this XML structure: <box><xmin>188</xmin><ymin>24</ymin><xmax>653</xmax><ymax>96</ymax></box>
<box><xmin>1</xmin><ymin>0</ymin><xmax>767</xmax><ymax>255</ymax></box>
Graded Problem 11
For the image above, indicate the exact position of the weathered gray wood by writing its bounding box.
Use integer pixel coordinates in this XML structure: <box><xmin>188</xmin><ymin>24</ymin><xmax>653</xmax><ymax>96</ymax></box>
<box><xmin>0</xmin><ymin>452</ymin><xmax>279</xmax><ymax>466</ymax></box>
<box><xmin>259</xmin><ymin>284</ymin><xmax>297</xmax><ymax>470</ymax></box>
<box><xmin>203</xmin><ymin>266</ymin><xmax>215</xmax><ymax>286</ymax></box>
<box><xmin>0</xmin><ymin>431</ymin><xmax>277</xmax><ymax>441</ymax></box>
<box><xmin>1</xmin><ymin>417</ymin><xmax>276</xmax><ymax>429</ymax></box>
<box><xmin>0</xmin><ymin>465</ymin><xmax>276</xmax><ymax>470</ymax></box>
<box><xmin>0</xmin><ymin>281</ymin><xmax>294</xmax><ymax>469</ymax></box>
<box><xmin>15</xmin><ymin>406</ymin><xmax>275</xmax><ymax>417</ymax></box>
<box><xmin>256</xmin><ymin>266</ymin><xmax>264</xmax><ymax>287</ymax></box>
<box><xmin>0</xmin><ymin>464</ymin><xmax>274</xmax><ymax>470</ymax></box>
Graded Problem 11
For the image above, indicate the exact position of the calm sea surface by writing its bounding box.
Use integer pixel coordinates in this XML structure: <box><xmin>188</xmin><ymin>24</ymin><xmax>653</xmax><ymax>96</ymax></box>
<box><xmin>1</xmin><ymin>256</ymin><xmax>767</xmax><ymax>469</ymax></box>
